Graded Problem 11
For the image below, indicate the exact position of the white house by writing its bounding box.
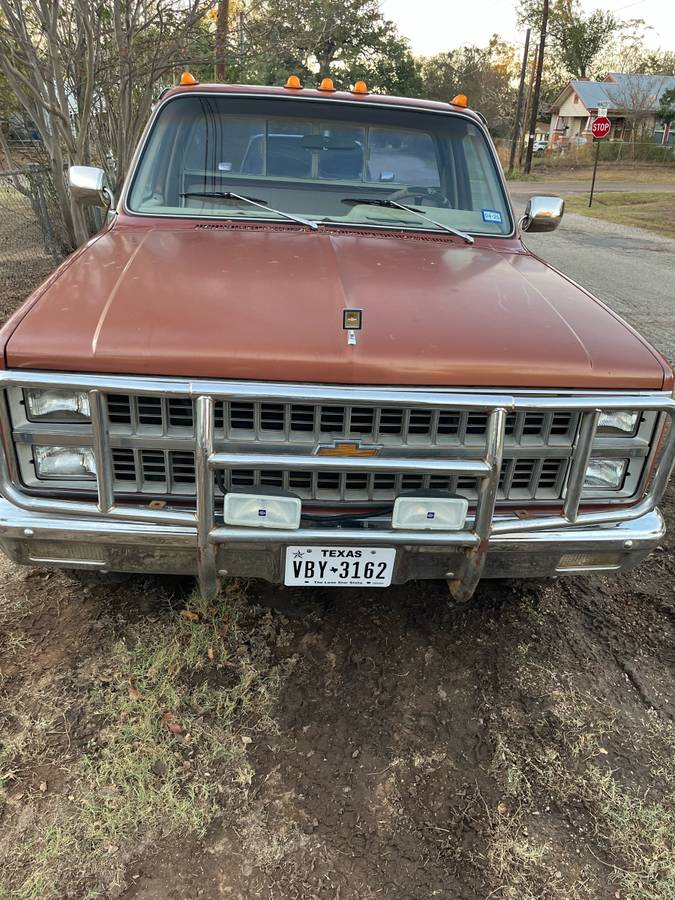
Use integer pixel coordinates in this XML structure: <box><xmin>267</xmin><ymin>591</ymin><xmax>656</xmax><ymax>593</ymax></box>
<box><xmin>548</xmin><ymin>73</ymin><xmax>675</xmax><ymax>146</ymax></box>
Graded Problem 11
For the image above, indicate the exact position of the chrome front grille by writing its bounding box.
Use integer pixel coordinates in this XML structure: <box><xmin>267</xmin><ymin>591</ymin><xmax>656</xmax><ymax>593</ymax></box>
<box><xmin>103</xmin><ymin>395</ymin><xmax>576</xmax><ymax>503</ymax></box>
<box><xmin>107</xmin><ymin>395</ymin><xmax>578</xmax><ymax>448</ymax></box>
<box><xmin>4</xmin><ymin>373</ymin><xmax>673</xmax><ymax>603</ymax></box>
<box><xmin>6</xmin><ymin>379</ymin><xmax>665</xmax><ymax>517</ymax></box>
<box><xmin>111</xmin><ymin>447</ymin><xmax>567</xmax><ymax>502</ymax></box>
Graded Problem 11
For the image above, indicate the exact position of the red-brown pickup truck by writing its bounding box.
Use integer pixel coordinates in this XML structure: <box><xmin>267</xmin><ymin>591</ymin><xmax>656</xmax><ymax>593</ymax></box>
<box><xmin>0</xmin><ymin>79</ymin><xmax>673</xmax><ymax>601</ymax></box>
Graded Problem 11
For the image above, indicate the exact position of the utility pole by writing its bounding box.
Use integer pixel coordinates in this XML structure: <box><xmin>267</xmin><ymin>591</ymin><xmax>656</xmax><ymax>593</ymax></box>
<box><xmin>508</xmin><ymin>28</ymin><xmax>531</xmax><ymax>174</ymax></box>
<box><xmin>214</xmin><ymin>0</ymin><xmax>230</xmax><ymax>82</ymax></box>
<box><xmin>518</xmin><ymin>48</ymin><xmax>538</xmax><ymax>169</ymax></box>
<box><xmin>523</xmin><ymin>0</ymin><xmax>549</xmax><ymax>175</ymax></box>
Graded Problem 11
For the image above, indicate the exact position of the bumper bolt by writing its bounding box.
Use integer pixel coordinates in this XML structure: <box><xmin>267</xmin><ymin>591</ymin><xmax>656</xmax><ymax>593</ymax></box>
<box><xmin>624</xmin><ymin>540</ymin><xmax>634</xmax><ymax>549</ymax></box>
<box><xmin>23</xmin><ymin>528</ymin><xmax>35</xmax><ymax>537</ymax></box>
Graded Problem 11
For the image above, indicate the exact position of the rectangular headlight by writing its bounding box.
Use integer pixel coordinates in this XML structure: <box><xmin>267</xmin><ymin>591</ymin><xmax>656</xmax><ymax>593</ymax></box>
<box><xmin>25</xmin><ymin>389</ymin><xmax>91</xmax><ymax>422</ymax></box>
<box><xmin>392</xmin><ymin>495</ymin><xmax>468</xmax><ymax>531</ymax></box>
<box><xmin>223</xmin><ymin>492</ymin><xmax>301</xmax><ymax>529</ymax></box>
<box><xmin>583</xmin><ymin>458</ymin><xmax>627</xmax><ymax>490</ymax></box>
<box><xmin>597</xmin><ymin>411</ymin><xmax>639</xmax><ymax>436</ymax></box>
<box><xmin>33</xmin><ymin>445</ymin><xmax>97</xmax><ymax>479</ymax></box>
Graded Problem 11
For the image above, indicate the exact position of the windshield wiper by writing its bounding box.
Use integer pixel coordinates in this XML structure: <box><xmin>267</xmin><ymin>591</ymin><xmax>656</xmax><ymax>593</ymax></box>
<box><xmin>341</xmin><ymin>197</ymin><xmax>474</xmax><ymax>245</ymax></box>
<box><xmin>180</xmin><ymin>190</ymin><xmax>318</xmax><ymax>231</ymax></box>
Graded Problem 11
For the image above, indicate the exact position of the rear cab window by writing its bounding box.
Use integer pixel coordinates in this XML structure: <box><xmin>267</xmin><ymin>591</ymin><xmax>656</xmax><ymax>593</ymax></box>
<box><xmin>128</xmin><ymin>94</ymin><xmax>512</xmax><ymax>237</ymax></box>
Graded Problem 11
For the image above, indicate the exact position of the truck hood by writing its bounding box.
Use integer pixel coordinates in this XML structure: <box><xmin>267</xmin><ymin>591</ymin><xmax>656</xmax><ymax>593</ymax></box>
<box><xmin>4</xmin><ymin>225</ymin><xmax>668</xmax><ymax>389</ymax></box>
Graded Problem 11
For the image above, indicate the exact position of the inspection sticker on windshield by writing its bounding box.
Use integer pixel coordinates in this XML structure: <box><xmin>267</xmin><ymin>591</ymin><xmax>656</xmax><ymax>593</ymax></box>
<box><xmin>481</xmin><ymin>209</ymin><xmax>503</xmax><ymax>224</ymax></box>
<box><xmin>284</xmin><ymin>546</ymin><xmax>395</xmax><ymax>587</ymax></box>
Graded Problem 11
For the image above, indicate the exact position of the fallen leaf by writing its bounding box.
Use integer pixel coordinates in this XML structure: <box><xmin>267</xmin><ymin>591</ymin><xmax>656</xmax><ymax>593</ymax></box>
<box><xmin>241</xmin><ymin>735</ymin><xmax>252</xmax><ymax>746</ymax></box>
<box><xmin>128</xmin><ymin>685</ymin><xmax>142</xmax><ymax>701</ymax></box>
<box><xmin>180</xmin><ymin>610</ymin><xmax>199</xmax><ymax>622</ymax></box>
<box><xmin>39</xmin><ymin>781</ymin><xmax>47</xmax><ymax>793</ymax></box>
<box><xmin>207</xmin><ymin>647</ymin><xmax>215</xmax><ymax>661</ymax></box>
<box><xmin>161</xmin><ymin>711</ymin><xmax>174</xmax><ymax>725</ymax></box>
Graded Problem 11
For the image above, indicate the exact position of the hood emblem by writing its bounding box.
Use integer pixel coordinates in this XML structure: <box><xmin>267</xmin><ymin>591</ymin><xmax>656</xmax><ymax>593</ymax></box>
<box><xmin>343</xmin><ymin>308</ymin><xmax>362</xmax><ymax>346</ymax></box>
<box><xmin>315</xmin><ymin>440</ymin><xmax>381</xmax><ymax>458</ymax></box>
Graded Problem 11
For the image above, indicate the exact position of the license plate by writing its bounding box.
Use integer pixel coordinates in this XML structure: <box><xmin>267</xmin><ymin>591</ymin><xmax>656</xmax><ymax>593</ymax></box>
<box><xmin>284</xmin><ymin>546</ymin><xmax>396</xmax><ymax>587</ymax></box>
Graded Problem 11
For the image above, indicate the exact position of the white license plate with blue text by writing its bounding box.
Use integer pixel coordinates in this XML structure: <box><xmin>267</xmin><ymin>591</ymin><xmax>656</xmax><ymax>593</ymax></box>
<box><xmin>284</xmin><ymin>546</ymin><xmax>396</xmax><ymax>587</ymax></box>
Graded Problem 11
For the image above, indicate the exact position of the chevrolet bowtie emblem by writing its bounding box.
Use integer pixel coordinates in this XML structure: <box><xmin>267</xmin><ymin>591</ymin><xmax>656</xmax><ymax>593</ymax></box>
<box><xmin>343</xmin><ymin>308</ymin><xmax>362</xmax><ymax>346</ymax></box>
<box><xmin>315</xmin><ymin>440</ymin><xmax>381</xmax><ymax>458</ymax></box>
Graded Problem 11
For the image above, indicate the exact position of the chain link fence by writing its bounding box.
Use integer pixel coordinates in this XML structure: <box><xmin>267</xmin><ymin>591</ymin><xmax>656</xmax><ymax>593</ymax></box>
<box><xmin>0</xmin><ymin>165</ymin><xmax>66</xmax><ymax>323</ymax></box>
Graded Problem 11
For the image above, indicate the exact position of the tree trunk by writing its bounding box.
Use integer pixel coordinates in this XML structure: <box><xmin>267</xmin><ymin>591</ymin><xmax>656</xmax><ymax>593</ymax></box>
<box><xmin>215</xmin><ymin>0</ymin><xmax>230</xmax><ymax>81</ymax></box>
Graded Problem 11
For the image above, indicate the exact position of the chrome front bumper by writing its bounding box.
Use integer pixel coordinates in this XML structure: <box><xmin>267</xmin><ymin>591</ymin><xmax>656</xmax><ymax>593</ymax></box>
<box><xmin>0</xmin><ymin>496</ymin><xmax>666</xmax><ymax>584</ymax></box>
<box><xmin>1</xmin><ymin>373</ymin><xmax>674</xmax><ymax>598</ymax></box>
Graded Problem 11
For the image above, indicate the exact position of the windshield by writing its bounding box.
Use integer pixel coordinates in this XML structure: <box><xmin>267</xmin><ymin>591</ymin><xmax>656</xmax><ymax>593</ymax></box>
<box><xmin>128</xmin><ymin>94</ymin><xmax>512</xmax><ymax>236</ymax></box>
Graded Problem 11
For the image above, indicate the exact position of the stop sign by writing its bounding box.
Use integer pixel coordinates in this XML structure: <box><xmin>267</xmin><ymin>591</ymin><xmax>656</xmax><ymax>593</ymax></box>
<box><xmin>591</xmin><ymin>116</ymin><xmax>611</xmax><ymax>139</ymax></box>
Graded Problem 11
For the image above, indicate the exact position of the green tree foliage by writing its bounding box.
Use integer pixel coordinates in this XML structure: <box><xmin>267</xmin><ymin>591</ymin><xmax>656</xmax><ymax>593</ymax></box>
<box><xmin>240</xmin><ymin>0</ymin><xmax>419</xmax><ymax>94</ymax></box>
<box><xmin>518</xmin><ymin>0</ymin><xmax>618</xmax><ymax>80</ymax></box>
<box><xmin>549</xmin><ymin>7</ymin><xmax>618</xmax><ymax>78</ymax></box>
<box><xmin>418</xmin><ymin>37</ymin><xmax>518</xmax><ymax>137</ymax></box>
<box><xmin>631</xmin><ymin>50</ymin><xmax>675</xmax><ymax>77</ymax></box>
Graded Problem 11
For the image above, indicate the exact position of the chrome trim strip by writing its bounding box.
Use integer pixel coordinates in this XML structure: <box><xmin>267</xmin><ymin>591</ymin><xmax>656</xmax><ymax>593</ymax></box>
<box><xmin>449</xmin><ymin>406</ymin><xmax>505</xmax><ymax>601</ymax></box>
<box><xmin>90</xmin><ymin>390</ymin><xmax>114</xmax><ymax>513</ymax></box>
<box><xmin>209</xmin><ymin>451</ymin><xmax>492</xmax><ymax>477</ymax></box>
<box><xmin>195</xmin><ymin>395</ymin><xmax>219</xmax><ymax>597</ymax></box>
<box><xmin>563</xmin><ymin>409</ymin><xmax>599</xmax><ymax>522</ymax></box>
<box><xmin>207</xmin><ymin>526</ymin><xmax>479</xmax><ymax>547</ymax></box>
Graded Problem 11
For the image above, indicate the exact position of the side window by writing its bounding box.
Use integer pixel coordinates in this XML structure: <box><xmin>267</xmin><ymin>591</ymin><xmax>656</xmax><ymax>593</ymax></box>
<box><xmin>367</xmin><ymin>128</ymin><xmax>440</xmax><ymax>186</ymax></box>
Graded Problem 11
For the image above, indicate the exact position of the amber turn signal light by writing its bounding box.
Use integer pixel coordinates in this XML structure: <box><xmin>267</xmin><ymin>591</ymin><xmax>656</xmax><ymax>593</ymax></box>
<box><xmin>285</xmin><ymin>74</ymin><xmax>302</xmax><ymax>89</ymax></box>
<box><xmin>319</xmin><ymin>77</ymin><xmax>336</xmax><ymax>92</ymax></box>
<box><xmin>352</xmin><ymin>80</ymin><xmax>368</xmax><ymax>94</ymax></box>
<box><xmin>179</xmin><ymin>71</ymin><xmax>199</xmax><ymax>86</ymax></box>
<box><xmin>450</xmin><ymin>94</ymin><xmax>468</xmax><ymax>108</ymax></box>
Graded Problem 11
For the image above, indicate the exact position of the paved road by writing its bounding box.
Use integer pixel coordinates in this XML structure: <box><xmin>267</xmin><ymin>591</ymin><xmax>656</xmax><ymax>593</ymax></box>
<box><xmin>518</xmin><ymin>210</ymin><xmax>675</xmax><ymax>367</ymax></box>
<box><xmin>509</xmin><ymin>177</ymin><xmax>675</xmax><ymax>202</ymax></box>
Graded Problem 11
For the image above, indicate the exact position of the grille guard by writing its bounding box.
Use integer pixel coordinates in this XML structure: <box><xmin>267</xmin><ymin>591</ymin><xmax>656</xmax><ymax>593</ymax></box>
<box><xmin>1</xmin><ymin>372</ymin><xmax>673</xmax><ymax>601</ymax></box>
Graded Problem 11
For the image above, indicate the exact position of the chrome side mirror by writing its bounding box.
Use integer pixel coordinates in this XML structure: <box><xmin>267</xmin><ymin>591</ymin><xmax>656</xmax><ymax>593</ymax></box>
<box><xmin>521</xmin><ymin>196</ymin><xmax>564</xmax><ymax>233</ymax></box>
<box><xmin>69</xmin><ymin>166</ymin><xmax>114</xmax><ymax>209</ymax></box>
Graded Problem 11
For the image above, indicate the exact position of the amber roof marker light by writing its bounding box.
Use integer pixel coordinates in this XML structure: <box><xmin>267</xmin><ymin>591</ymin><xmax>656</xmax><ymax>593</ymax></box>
<box><xmin>450</xmin><ymin>94</ymin><xmax>468</xmax><ymax>108</ymax></box>
<box><xmin>352</xmin><ymin>80</ymin><xmax>369</xmax><ymax>95</ymax></box>
<box><xmin>179</xmin><ymin>71</ymin><xmax>199</xmax><ymax>86</ymax></box>
<box><xmin>285</xmin><ymin>74</ymin><xmax>302</xmax><ymax>89</ymax></box>
<box><xmin>319</xmin><ymin>77</ymin><xmax>336</xmax><ymax>92</ymax></box>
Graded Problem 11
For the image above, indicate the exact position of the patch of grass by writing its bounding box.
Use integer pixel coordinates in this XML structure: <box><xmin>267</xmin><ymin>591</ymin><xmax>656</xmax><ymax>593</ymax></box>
<box><xmin>488</xmin><ymin>665</ymin><xmax>675</xmax><ymax>900</ymax></box>
<box><xmin>564</xmin><ymin>191</ymin><xmax>675</xmax><ymax>238</ymax></box>
<box><xmin>0</xmin><ymin>583</ymin><xmax>292</xmax><ymax>899</ymax></box>
<box><xmin>504</xmin><ymin>171</ymin><xmax>543</xmax><ymax>182</ymax></box>
<box><xmin>531</xmin><ymin>164</ymin><xmax>675</xmax><ymax>182</ymax></box>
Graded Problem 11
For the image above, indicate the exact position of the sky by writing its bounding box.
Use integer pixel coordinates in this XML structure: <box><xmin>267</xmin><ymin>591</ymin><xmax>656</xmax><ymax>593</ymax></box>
<box><xmin>380</xmin><ymin>0</ymin><xmax>675</xmax><ymax>54</ymax></box>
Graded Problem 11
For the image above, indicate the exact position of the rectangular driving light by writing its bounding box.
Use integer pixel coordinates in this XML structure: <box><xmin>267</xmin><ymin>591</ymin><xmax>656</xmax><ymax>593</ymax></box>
<box><xmin>223</xmin><ymin>492</ymin><xmax>301</xmax><ymax>529</ymax></box>
<box><xmin>33</xmin><ymin>445</ymin><xmax>97</xmax><ymax>479</ymax></box>
<box><xmin>392</xmin><ymin>495</ymin><xmax>468</xmax><ymax>531</ymax></box>
<box><xmin>25</xmin><ymin>388</ymin><xmax>91</xmax><ymax>422</ymax></box>
<box><xmin>583</xmin><ymin>458</ymin><xmax>627</xmax><ymax>491</ymax></box>
<box><xmin>597</xmin><ymin>411</ymin><xmax>639</xmax><ymax>436</ymax></box>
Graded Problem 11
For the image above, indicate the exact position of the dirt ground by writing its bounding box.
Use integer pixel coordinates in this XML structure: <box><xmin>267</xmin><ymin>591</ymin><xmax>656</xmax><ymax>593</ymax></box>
<box><xmin>1</xmin><ymin>488</ymin><xmax>673</xmax><ymax>899</ymax></box>
<box><xmin>1</xmin><ymin>248</ymin><xmax>674</xmax><ymax>899</ymax></box>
